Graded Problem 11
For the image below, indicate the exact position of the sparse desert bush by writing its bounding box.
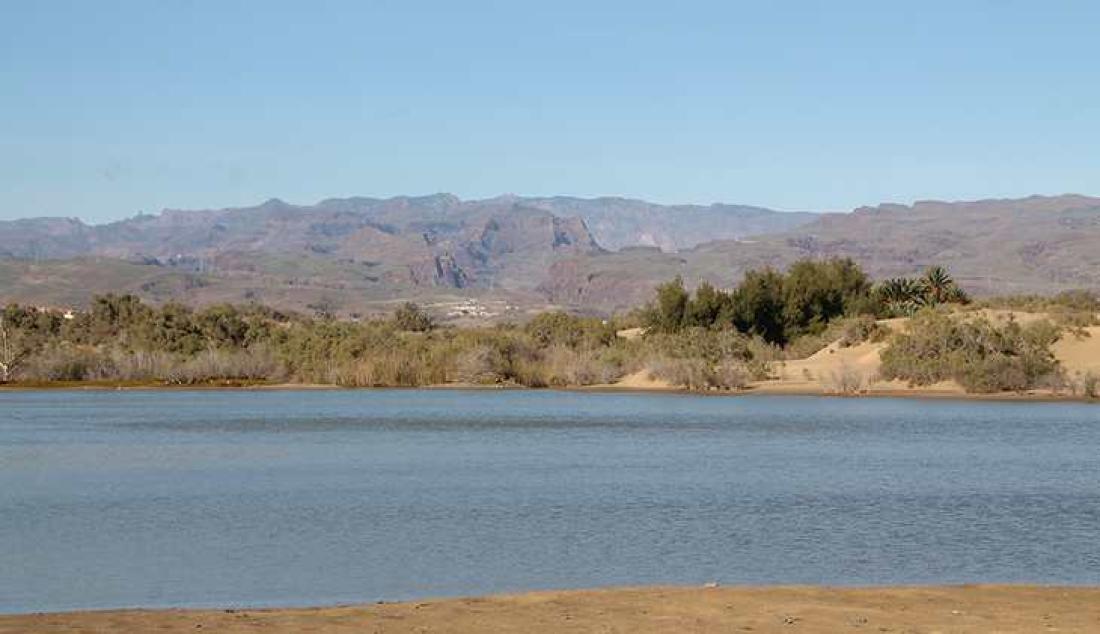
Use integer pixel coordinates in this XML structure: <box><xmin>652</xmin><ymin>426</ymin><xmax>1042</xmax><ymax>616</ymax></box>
<box><xmin>20</xmin><ymin>344</ymin><xmax>108</xmax><ymax>381</ymax></box>
<box><xmin>837</xmin><ymin>315</ymin><xmax>888</xmax><ymax>347</ymax></box>
<box><xmin>643</xmin><ymin>327</ymin><xmax>753</xmax><ymax>364</ymax></box>
<box><xmin>713</xmin><ymin>359</ymin><xmax>749</xmax><ymax>389</ymax></box>
<box><xmin>1085</xmin><ymin>374</ymin><xmax>1099</xmax><ymax>399</ymax></box>
<box><xmin>453</xmin><ymin>345</ymin><xmax>506</xmax><ymax>385</ymax></box>
<box><xmin>645</xmin><ymin>355</ymin><xmax>747</xmax><ymax>390</ymax></box>
<box><xmin>102</xmin><ymin>350</ymin><xmax>179</xmax><ymax>381</ymax></box>
<box><xmin>392</xmin><ymin>302</ymin><xmax>434</xmax><ymax>332</ymax></box>
<box><xmin>879</xmin><ymin>311</ymin><xmax>1061</xmax><ymax>393</ymax></box>
<box><xmin>980</xmin><ymin>290</ymin><xmax>1099</xmax><ymax>314</ymax></box>
<box><xmin>1050</xmin><ymin>308</ymin><xmax>1099</xmax><ymax>331</ymax></box>
<box><xmin>540</xmin><ymin>346</ymin><xmax>621</xmax><ymax>387</ymax></box>
<box><xmin>338</xmin><ymin>346</ymin><xmax>450</xmax><ymax>387</ymax></box>
<box><xmin>167</xmin><ymin>347</ymin><xmax>284</xmax><ymax>384</ymax></box>
<box><xmin>824</xmin><ymin>362</ymin><xmax>865</xmax><ymax>395</ymax></box>
<box><xmin>1067</xmin><ymin>372</ymin><xmax>1099</xmax><ymax>399</ymax></box>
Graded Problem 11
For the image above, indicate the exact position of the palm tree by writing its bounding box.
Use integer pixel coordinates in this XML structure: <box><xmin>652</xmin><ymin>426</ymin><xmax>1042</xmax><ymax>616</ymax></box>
<box><xmin>876</xmin><ymin>277</ymin><xmax>925</xmax><ymax>315</ymax></box>
<box><xmin>878</xmin><ymin>277</ymin><xmax>924</xmax><ymax>304</ymax></box>
<box><xmin>919</xmin><ymin>266</ymin><xmax>954</xmax><ymax>305</ymax></box>
<box><xmin>920</xmin><ymin>266</ymin><xmax>963</xmax><ymax>305</ymax></box>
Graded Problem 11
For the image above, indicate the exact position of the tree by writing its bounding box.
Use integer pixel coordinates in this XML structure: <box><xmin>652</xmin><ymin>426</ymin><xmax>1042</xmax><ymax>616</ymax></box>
<box><xmin>143</xmin><ymin>303</ymin><xmax>205</xmax><ymax>355</ymax></box>
<box><xmin>646</xmin><ymin>277</ymin><xmax>690</xmax><ymax>333</ymax></box>
<box><xmin>685</xmin><ymin>281</ymin><xmax>731</xmax><ymax>329</ymax></box>
<box><xmin>782</xmin><ymin>258</ymin><xmax>871</xmax><ymax>337</ymax></box>
<box><xmin>731</xmin><ymin>268</ymin><xmax>787</xmax><ymax>344</ymax></box>
<box><xmin>393</xmin><ymin>302</ymin><xmax>434</xmax><ymax>332</ymax></box>
<box><xmin>874</xmin><ymin>267</ymin><xmax>969</xmax><ymax>315</ymax></box>
<box><xmin>196</xmin><ymin>305</ymin><xmax>249</xmax><ymax>348</ymax></box>
<box><xmin>88</xmin><ymin>294</ymin><xmax>151</xmax><ymax>341</ymax></box>
<box><xmin>875</xmin><ymin>277</ymin><xmax>926</xmax><ymax>315</ymax></box>
<box><xmin>920</xmin><ymin>266</ymin><xmax>956</xmax><ymax>305</ymax></box>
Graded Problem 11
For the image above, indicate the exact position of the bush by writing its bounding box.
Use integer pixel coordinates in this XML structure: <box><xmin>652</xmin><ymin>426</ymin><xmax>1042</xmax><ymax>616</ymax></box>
<box><xmin>824</xmin><ymin>362</ymin><xmax>865</xmax><ymax>395</ymax></box>
<box><xmin>20</xmin><ymin>344</ymin><xmax>108</xmax><ymax>381</ymax></box>
<box><xmin>837</xmin><ymin>315</ymin><xmax>887</xmax><ymax>348</ymax></box>
<box><xmin>879</xmin><ymin>312</ymin><xmax>1061</xmax><ymax>393</ymax></box>
<box><xmin>539</xmin><ymin>346</ymin><xmax>621</xmax><ymax>386</ymax></box>
<box><xmin>1085</xmin><ymin>374</ymin><xmax>1099</xmax><ymax>399</ymax></box>
<box><xmin>393</xmin><ymin>302</ymin><xmax>434</xmax><ymax>332</ymax></box>
<box><xmin>644</xmin><ymin>355</ymin><xmax>748</xmax><ymax>391</ymax></box>
<box><xmin>453</xmin><ymin>345</ymin><xmax>507</xmax><ymax>384</ymax></box>
<box><xmin>168</xmin><ymin>347</ymin><xmax>284</xmax><ymax>384</ymax></box>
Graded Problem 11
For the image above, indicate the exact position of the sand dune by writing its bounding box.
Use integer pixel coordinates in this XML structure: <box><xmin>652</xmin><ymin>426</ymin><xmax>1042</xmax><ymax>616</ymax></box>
<box><xmin>1054</xmin><ymin>326</ymin><xmax>1100</xmax><ymax>377</ymax></box>
<box><xmin>608</xmin><ymin>312</ymin><xmax>1099</xmax><ymax>399</ymax></box>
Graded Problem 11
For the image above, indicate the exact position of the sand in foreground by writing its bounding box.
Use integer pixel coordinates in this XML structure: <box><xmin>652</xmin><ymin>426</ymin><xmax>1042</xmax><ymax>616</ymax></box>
<box><xmin>5</xmin><ymin>585</ymin><xmax>1100</xmax><ymax>633</ymax></box>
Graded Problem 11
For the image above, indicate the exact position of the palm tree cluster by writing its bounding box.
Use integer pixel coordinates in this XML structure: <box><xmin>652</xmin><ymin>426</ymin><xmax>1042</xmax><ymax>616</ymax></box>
<box><xmin>875</xmin><ymin>266</ymin><xmax>970</xmax><ymax>316</ymax></box>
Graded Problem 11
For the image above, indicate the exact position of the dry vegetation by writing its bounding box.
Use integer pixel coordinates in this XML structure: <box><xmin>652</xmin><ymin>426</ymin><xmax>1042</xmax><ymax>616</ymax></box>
<box><xmin>2</xmin><ymin>260</ymin><xmax>1097</xmax><ymax>398</ymax></box>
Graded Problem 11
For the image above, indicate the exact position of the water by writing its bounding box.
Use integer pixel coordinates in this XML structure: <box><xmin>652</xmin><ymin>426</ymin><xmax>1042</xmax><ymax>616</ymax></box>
<box><xmin>1</xmin><ymin>389</ymin><xmax>1098</xmax><ymax>613</ymax></box>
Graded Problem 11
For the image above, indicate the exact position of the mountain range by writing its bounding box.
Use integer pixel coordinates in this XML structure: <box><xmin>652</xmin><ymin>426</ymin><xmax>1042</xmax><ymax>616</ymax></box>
<box><xmin>1</xmin><ymin>193</ymin><xmax>1097</xmax><ymax>317</ymax></box>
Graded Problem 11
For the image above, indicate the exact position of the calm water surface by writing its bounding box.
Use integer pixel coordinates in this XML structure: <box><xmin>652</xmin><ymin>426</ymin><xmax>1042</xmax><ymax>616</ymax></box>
<box><xmin>1</xmin><ymin>390</ymin><xmax>1099</xmax><ymax>613</ymax></box>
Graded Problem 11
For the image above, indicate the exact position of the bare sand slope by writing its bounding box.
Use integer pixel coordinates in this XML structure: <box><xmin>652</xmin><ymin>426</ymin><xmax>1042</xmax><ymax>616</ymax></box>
<box><xmin>5</xmin><ymin>585</ymin><xmax>1100</xmax><ymax>633</ymax></box>
<box><xmin>1054</xmin><ymin>326</ymin><xmax>1100</xmax><ymax>377</ymax></box>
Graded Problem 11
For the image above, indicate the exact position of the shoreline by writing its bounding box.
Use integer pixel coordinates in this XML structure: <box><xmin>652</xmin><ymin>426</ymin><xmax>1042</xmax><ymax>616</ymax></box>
<box><xmin>1</xmin><ymin>379</ymin><xmax>1096</xmax><ymax>404</ymax></box>
<box><xmin>4</xmin><ymin>585</ymin><xmax>1100</xmax><ymax>633</ymax></box>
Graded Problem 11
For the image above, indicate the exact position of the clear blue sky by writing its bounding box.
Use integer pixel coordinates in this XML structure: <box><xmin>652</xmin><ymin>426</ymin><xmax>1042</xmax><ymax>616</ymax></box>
<box><xmin>3</xmin><ymin>1</ymin><xmax>1099</xmax><ymax>222</ymax></box>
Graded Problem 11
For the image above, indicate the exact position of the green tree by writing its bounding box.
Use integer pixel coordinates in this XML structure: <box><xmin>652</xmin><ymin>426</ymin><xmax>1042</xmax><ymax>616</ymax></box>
<box><xmin>685</xmin><ymin>281</ymin><xmax>731</xmax><ymax>329</ymax></box>
<box><xmin>646</xmin><ymin>276</ymin><xmax>690</xmax><ymax>333</ymax></box>
<box><xmin>731</xmin><ymin>268</ymin><xmax>787</xmax><ymax>344</ymax></box>
<box><xmin>143</xmin><ymin>303</ymin><xmax>205</xmax><ymax>355</ymax></box>
<box><xmin>782</xmin><ymin>258</ymin><xmax>871</xmax><ymax>338</ymax></box>
<box><xmin>920</xmin><ymin>266</ymin><xmax>957</xmax><ymax>305</ymax></box>
<box><xmin>196</xmin><ymin>305</ymin><xmax>249</xmax><ymax>348</ymax></box>
<box><xmin>88</xmin><ymin>294</ymin><xmax>151</xmax><ymax>342</ymax></box>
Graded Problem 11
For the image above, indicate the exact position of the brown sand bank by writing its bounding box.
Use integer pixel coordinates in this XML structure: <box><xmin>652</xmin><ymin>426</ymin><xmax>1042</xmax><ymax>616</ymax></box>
<box><xmin>4</xmin><ymin>585</ymin><xmax>1100</xmax><ymax>633</ymax></box>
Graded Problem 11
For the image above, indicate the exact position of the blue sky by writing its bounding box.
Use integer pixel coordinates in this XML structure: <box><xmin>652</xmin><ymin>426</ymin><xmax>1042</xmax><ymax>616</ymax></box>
<box><xmin>2</xmin><ymin>1</ymin><xmax>1098</xmax><ymax>222</ymax></box>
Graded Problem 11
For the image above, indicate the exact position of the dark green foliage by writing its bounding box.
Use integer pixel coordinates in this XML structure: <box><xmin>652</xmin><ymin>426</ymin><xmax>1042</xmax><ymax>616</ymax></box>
<box><xmin>873</xmin><ymin>266</ymin><xmax>970</xmax><ymax>316</ymax></box>
<box><xmin>781</xmin><ymin>258</ymin><xmax>872</xmax><ymax>339</ymax></box>
<box><xmin>647</xmin><ymin>276</ymin><xmax>690</xmax><ymax>333</ymax></box>
<box><xmin>685</xmin><ymin>281</ymin><xmax>732</xmax><ymax>328</ymax></box>
<box><xmin>730</xmin><ymin>268</ymin><xmax>787</xmax><ymax>343</ymax></box>
<box><xmin>646</xmin><ymin>258</ymin><xmax>875</xmax><ymax>345</ymax></box>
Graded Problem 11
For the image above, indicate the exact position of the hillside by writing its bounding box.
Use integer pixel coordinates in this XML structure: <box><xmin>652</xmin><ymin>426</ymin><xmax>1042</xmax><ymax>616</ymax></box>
<box><xmin>543</xmin><ymin>194</ymin><xmax>1100</xmax><ymax>310</ymax></box>
<box><xmin>1</xmin><ymin>193</ymin><xmax>1098</xmax><ymax>315</ymax></box>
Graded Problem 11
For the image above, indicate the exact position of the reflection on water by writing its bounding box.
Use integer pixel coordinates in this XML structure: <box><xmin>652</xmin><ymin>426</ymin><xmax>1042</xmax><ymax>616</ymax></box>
<box><xmin>2</xmin><ymin>390</ymin><xmax>1099</xmax><ymax>612</ymax></box>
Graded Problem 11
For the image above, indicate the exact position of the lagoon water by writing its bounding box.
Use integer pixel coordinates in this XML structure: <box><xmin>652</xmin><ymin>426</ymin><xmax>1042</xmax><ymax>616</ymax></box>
<box><xmin>1</xmin><ymin>389</ymin><xmax>1099</xmax><ymax>613</ymax></box>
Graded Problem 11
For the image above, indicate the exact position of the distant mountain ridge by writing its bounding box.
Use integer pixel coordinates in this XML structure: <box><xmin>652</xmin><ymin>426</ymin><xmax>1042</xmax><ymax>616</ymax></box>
<box><xmin>0</xmin><ymin>193</ymin><xmax>814</xmax><ymax>259</ymax></box>
<box><xmin>1</xmin><ymin>193</ymin><xmax>1097</xmax><ymax>315</ymax></box>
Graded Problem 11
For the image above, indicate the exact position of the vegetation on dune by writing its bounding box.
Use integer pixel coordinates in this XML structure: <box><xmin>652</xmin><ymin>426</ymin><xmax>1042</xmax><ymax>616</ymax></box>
<box><xmin>1</xmin><ymin>259</ymin><xmax>1096</xmax><ymax>396</ymax></box>
<box><xmin>879</xmin><ymin>311</ymin><xmax>1063</xmax><ymax>393</ymax></box>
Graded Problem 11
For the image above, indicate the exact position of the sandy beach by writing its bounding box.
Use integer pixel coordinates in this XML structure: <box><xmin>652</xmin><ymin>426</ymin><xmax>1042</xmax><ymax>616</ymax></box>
<box><xmin>4</xmin><ymin>585</ymin><xmax>1100</xmax><ymax>633</ymax></box>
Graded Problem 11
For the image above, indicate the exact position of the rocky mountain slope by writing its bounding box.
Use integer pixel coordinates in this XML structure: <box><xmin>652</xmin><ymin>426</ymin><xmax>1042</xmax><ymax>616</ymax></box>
<box><xmin>541</xmin><ymin>194</ymin><xmax>1100</xmax><ymax>310</ymax></box>
<box><xmin>1</xmin><ymin>194</ymin><xmax>1097</xmax><ymax>315</ymax></box>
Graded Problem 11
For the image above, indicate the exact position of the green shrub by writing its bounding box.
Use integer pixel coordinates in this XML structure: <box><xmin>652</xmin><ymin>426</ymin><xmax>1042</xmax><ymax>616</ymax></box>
<box><xmin>879</xmin><ymin>312</ymin><xmax>1061</xmax><ymax>393</ymax></box>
